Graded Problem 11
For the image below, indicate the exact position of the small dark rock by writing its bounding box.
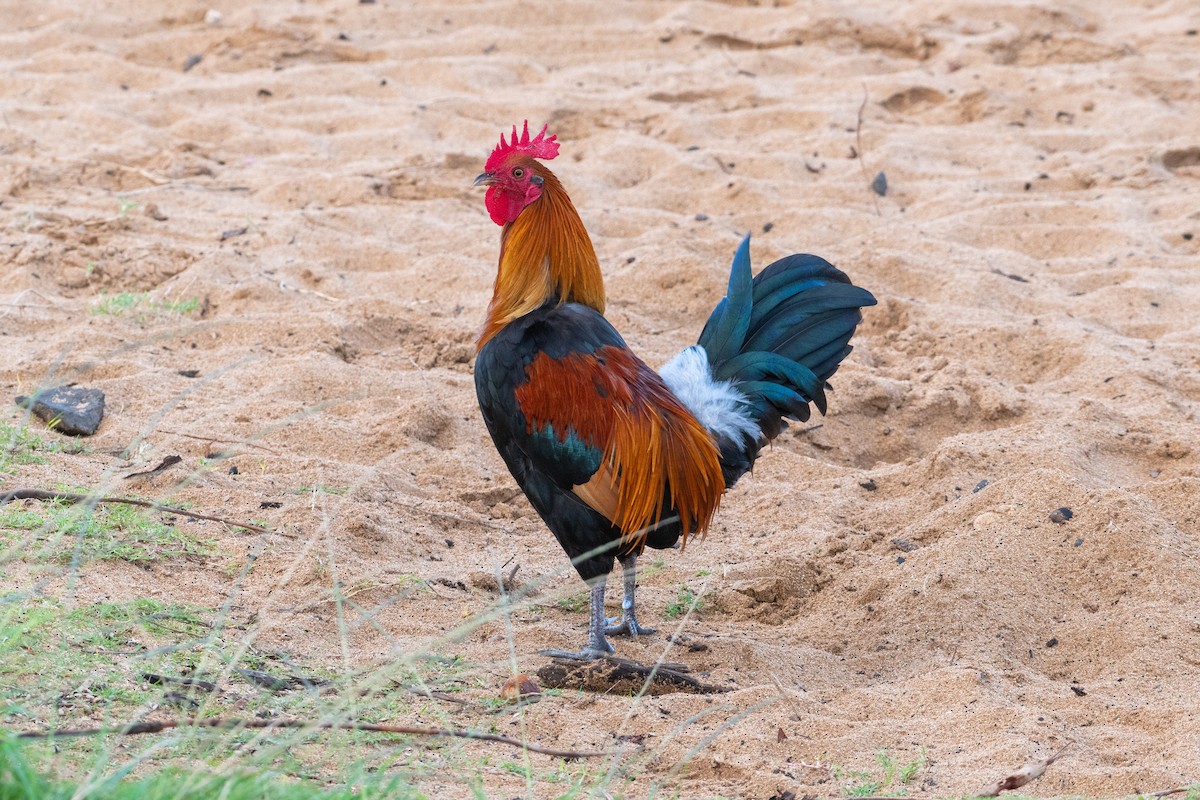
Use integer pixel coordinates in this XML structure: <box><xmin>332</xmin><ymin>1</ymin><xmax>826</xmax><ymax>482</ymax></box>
<box><xmin>444</xmin><ymin>538</ymin><xmax>454</xmax><ymax>548</ymax></box>
<box><xmin>972</xmin><ymin>479</ymin><xmax>989</xmax><ymax>493</ymax></box>
<box><xmin>1074</xmin><ymin>537</ymin><xmax>1083</xmax><ymax>547</ymax></box>
<box><xmin>1070</xmin><ymin>685</ymin><xmax>1087</xmax><ymax>696</ymax></box>
<box><xmin>178</xmin><ymin>369</ymin><xmax>200</xmax><ymax>378</ymax></box>
<box><xmin>257</xmin><ymin>88</ymin><xmax>273</xmax><ymax>97</ymax></box>
<box><xmin>1184</xmin><ymin>232</ymin><xmax>1194</xmax><ymax>241</ymax></box>
<box><xmin>763</xmin><ymin>221</ymin><xmax>774</xmax><ymax>233</ymax></box>
<box><xmin>694</xmin><ymin>213</ymin><xmax>709</xmax><ymax>221</ymax></box>
<box><xmin>228</xmin><ymin>465</ymin><xmax>240</xmax><ymax>475</ymax></box>
<box><xmin>896</xmin><ymin>556</ymin><xmax>906</xmax><ymax>564</ymax></box>
<box><xmin>220</xmin><ymin>226</ymin><xmax>249</xmax><ymax>241</ymax></box>
<box><xmin>858</xmin><ymin>478</ymin><xmax>878</xmax><ymax>491</ymax></box>
<box><xmin>1050</xmin><ymin>507</ymin><xmax>1074</xmax><ymax>524</ymax></box>
<box><xmin>1046</xmin><ymin>637</ymin><xmax>1058</xmax><ymax>648</ymax></box>
<box><xmin>183</xmin><ymin>54</ymin><xmax>203</xmax><ymax>72</ymax></box>
<box><xmin>870</xmin><ymin>171</ymin><xmax>888</xmax><ymax>196</ymax></box>
<box><xmin>15</xmin><ymin>385</ymin><xmax>105</xmax><ymax>436</ymax></box>
<box><xmin>892</xmin><ymin>537</ymin><xmax>917</xmax><ymax>552</ymax></box>
<box><xmin>687</xmin><ymin>642</ymin><xmax>709</xmax><ymax>652</ymax></box>
<box><xmin>259</xmin><ymin>501</ymin><xmax>283</xmax><ymax>509</ymax></box>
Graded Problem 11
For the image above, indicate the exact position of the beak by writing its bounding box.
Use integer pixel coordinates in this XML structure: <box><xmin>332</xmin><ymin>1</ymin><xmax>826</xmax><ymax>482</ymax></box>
<box><xmin>472</xmin><ymin>171</ymin><xmax>495</xmax><ymax>187</ymax></box>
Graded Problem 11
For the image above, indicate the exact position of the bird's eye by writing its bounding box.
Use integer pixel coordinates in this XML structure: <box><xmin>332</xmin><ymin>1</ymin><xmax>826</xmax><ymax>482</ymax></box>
<box><xmin>512</xmin><ymin>167</ymin><xmax>524</xmax><ymax>178</ymax></box>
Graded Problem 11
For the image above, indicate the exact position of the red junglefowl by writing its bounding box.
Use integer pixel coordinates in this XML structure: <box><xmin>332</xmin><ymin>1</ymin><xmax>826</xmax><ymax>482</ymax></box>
<box><xmin>473</xmin><ymin>122</ymin><xmax>876</xmax><ymax>658</ymax></box>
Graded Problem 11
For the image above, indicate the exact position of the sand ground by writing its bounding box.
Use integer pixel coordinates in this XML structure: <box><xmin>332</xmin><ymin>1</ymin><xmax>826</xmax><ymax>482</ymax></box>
<box><xmin>3</xmin><ymin>0</ymin><xmax>1200</xmax><ymax>796</ymax></box>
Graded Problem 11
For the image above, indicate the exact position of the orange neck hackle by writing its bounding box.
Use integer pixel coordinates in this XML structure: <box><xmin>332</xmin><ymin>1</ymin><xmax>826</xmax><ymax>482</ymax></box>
<box><xmin>477</xmin><ymin>164</ymin><xmax>605</xmax><ymax>351</ymax></box>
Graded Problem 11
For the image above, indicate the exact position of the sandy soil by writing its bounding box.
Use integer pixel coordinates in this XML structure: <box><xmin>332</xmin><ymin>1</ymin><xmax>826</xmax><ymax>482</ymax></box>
<box><xmin>3</xmin><ymin>0</ymin><xmax>1200</xmax><ymax>796</ymax></box>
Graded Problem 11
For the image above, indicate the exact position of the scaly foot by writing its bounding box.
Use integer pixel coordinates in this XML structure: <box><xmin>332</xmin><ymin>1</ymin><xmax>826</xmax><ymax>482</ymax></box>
<box><xmin>537</xmin><ymin>645</ymin><xmax>612</xmax><ymax>661</ymax></box>
<box><xmin>604</xmin><ymin>615</ymin><xmax>657</xmax><ymax>637</ymax></box>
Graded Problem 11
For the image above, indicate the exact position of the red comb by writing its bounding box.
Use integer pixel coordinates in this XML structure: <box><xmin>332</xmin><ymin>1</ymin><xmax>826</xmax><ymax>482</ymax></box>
<box><xmin>485</xmin><ymin>121</ymin><xmax>559</xmax><ymax>172</ymax></box>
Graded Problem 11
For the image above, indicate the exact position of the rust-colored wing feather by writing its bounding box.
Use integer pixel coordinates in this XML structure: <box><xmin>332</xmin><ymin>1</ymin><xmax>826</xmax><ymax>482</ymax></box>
<box><xmin>515</xmin><ymin>344</ymin><xmax>724</xmax><ymax>552</ymax></box>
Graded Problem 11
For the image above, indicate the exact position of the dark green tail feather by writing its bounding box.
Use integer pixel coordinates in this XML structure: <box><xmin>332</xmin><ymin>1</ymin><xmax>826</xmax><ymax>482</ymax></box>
<box><xmin>697</xmin><ymin>234</ymin><xmax>876</xmax><ymax>458</ymax></box>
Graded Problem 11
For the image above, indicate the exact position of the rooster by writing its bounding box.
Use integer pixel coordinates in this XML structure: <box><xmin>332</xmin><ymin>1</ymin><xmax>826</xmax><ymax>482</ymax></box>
<box><xmin>473</xmin><ymin>122</ymin><xmax>876</xmax><ymax>658</ymax></box>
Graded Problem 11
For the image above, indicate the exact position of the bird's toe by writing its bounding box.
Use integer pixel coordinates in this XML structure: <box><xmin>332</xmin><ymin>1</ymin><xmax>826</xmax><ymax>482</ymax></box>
<box><xmin>604</xmin><ymin>618</ymin><xmax>657</xmax><ymax>637</ymax></box>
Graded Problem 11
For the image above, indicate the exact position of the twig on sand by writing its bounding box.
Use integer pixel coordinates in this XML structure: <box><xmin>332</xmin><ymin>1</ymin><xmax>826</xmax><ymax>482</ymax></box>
<box><xmin>14</xmin><ymin>717</ymin><xmax>610</xmax><ymax>759</ymax></box>
<box><xmin>1147</xmin><ymin>786</ymin><xmax>1200</xmax><ymax>798</ymax></box>
<box><xmin>156</xmin><ymin>428</ymin><xmax>282</xmax><ymax>455</ymax></box>
<box><xmin>970</xmin><ymin>744</ymin><xmax>1070</xmax><ymax>798</ymax></box>
<box><xmin>0</xmin><ymin>489</ymin><xmax>273</xmax><ymax>535</ymax></box>
<box><xmin>855</xmin><ymin>83</ymin><xmax>881</xmax><ymax>217</ymax></box>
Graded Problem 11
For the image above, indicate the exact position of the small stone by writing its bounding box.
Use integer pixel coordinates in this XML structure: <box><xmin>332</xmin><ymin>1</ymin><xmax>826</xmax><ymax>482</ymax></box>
<box><xmin>500</xmin><ymin>673</ymin><xmax>540</xmax><ymax>701</ymax></box>
<box><xmin>1184</xmin><ymin>232</ymin><xmax>1194</xmax><ymax>241</ymax></box>
<box><xmin>870</xmin><ymin>171</ymin><xmax>888</xmax><ymax>196</ymax></box>
<box><xmin>858</xmin><ymin>478</ymin><xmax>878</xmax><ymax>491</ymax></box>
<box><xmin>228</xmin><ymin>465</ymin><xmax>240</xmax><ymax>475</ymax></box>
<box><xmin>1073</xmin><ymin>537</ymin><xmax>1083</xmax><ymax>547</ymax></box>
<box><xmin>896</xmin><ymin>556</ymin><xmax>906</xmax><ymax>564</ymax></box>
<box><xmin>763</xmin><ymin>221</ymin><xmax>774</xmax><ymax>233</ymax></box>
<box><xmin>972</xmin><ymin>479</ymin><xmax>989</xmax><ymax>493</ymax></box>
<box><xmin>694</xmin><ymin>213</ymin><xmax>709</xmax><ymax>221</ymax></box>
<box><xmin>183</xmin><ymin>54</ymin><xmax>203</xmax><ymax>72</ymax></box>
<box><xmin>1046</xmin><ymin>637</ymin><xmax>1058</xmax><ymax>648</ymax></box>
<box><xmin>1050</xmin><ymin>507</ymin><xmax>1074</xmax><ymax>524</ymax></box>
<box><xmin>15</xmin><ymin>385</ymin><xmax>105</xmax><ymax>436</ymax></box>
<box><xmin>1070</xmin><ymin>685</ymin><xmax>1087</xmax><ymax>696</ymax></box>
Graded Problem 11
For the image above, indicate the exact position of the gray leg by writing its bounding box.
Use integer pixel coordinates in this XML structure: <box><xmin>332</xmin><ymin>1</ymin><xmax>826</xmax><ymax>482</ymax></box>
<box><xmin>538</xmin><ymin>580</ymin><xmax>614</xmax><ymax>660</ymax></box>
<box><xmin>605</xmin><ymin>554</ymin><xmax>657</xmax><ymax>638</ymax></box>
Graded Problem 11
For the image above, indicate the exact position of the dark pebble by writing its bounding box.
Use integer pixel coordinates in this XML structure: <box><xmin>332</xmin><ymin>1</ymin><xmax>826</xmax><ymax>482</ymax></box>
<box><xmin>870</xmin><ymin>171</ymin><xmax>888</xmax><ymax>196</ymax></box>
<box><xmin>1074</xmin><ymin>537</ymin><xmax>1083</xmax><ymax>547</ymax></box>
<box><xmin>178</xmin><ymin>369</ymin><xmax>200</xmax><ymax>378</ymax></box>
<box><xmin>763</xmin><ymin>221</ymin><xmax>774</xmax><ymax>233</ymax></box>
<box><xmin>1050</xmin><ymin>507</ymin><xmax>1074</xmax><ymax>524</ymax></box>
<box><xmin>444</xmin><ymin>538</ymin><xmax>454</xmax><ymax>548</ymax></box>
<box><xmin>1184</xmin><ymin>232</ymin><xmax>1194</xmax><ymax>240</ymax></box>
<box><xmin>1046</xmin><ymin>637</ymin><xmax>1058</xmax><ymax>648</ymax></box>
<box><xmin>896</xmin><ymin>556</ymin><xmax>906</xmax><ymax>564</ymax></box>
<box><xmin>694</xmin><ymin>213</ymin><xmax>709</xmax><ymax>221</ymax></box>
<box><xmin>1070</xmin><ymin>685</ymin><xmax>1087</xmax><ymax>696</ymax></box>
<box><xmin>972</xmin><ymin>479</ymin><xmax>989</xmax><ymax>493</ymax></box>
<box><xmin>15</xmin><ymin>385</ymin><xmax>105</xmax><ymax>436</ymax></box>
<box><xmin>183</xmin><ymin>54</ymin><xmax>203</xmax><ymax>72</ymax></box>
<box><xmin>859</xmin><ymin>478</ymin><xmax>877</xmax><ymax>491</ymax></box>
<box><xmin>228</xmin><ymin>465</ymin><xmax>240</xmax><ymax>475</ymax></box>
<box><xmin>259</xmin><ymin>501</ymin><xmax>283</xmax><ymax>509</ymax></box>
